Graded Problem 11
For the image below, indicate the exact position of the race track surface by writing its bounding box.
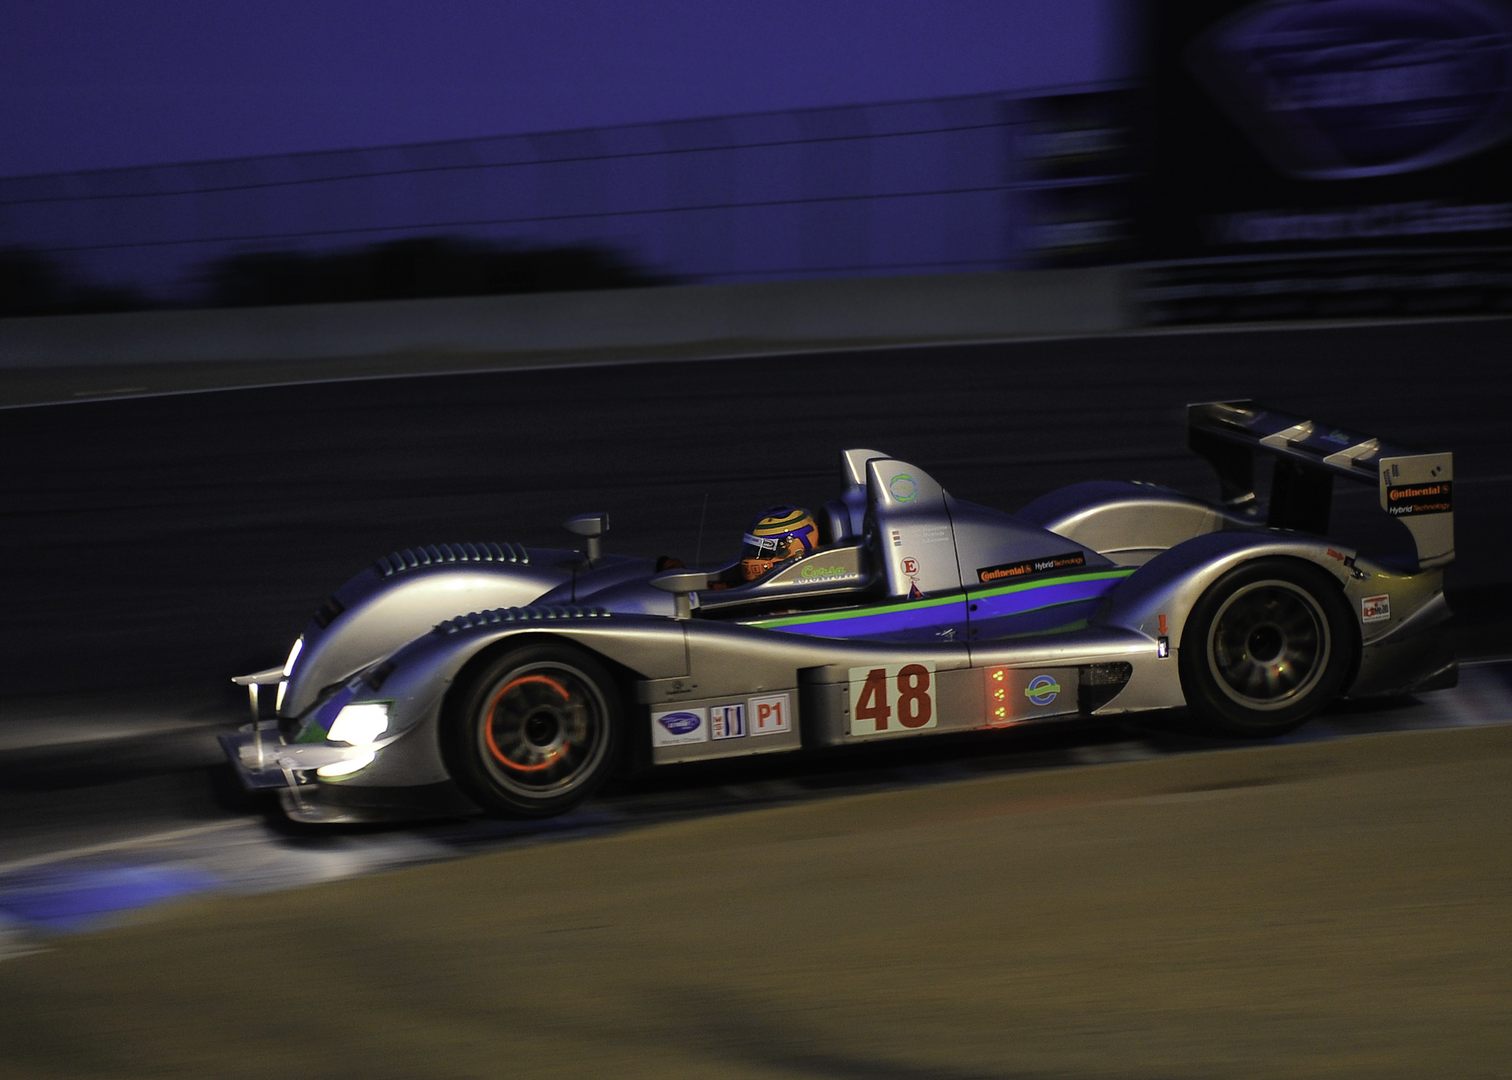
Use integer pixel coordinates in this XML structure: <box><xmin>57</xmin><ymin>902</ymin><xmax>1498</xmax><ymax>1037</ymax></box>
<box><xmin>3</xmin><ymin>722</ymin><xmax>1511</xmax><ymax>1079</ymax></box>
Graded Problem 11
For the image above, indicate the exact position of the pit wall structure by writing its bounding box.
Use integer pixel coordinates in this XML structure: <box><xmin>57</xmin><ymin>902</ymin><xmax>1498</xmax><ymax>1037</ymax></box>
<box><xmin>0</xmin><ymin>268</ymin><xmax>1134</xmax><ymax>405</ymax></box>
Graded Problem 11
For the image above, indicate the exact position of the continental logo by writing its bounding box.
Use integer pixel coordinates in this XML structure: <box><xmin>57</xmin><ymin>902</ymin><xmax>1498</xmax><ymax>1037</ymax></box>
<box><xmin>1386</xmin><ymin>481</ymin><xmax>1452</xmax><ymax>516</ymax></box>
<box><xmin>977</xmin><ymin>551</ymin><xmax>1086</xmax><ymax>584</ymax></box>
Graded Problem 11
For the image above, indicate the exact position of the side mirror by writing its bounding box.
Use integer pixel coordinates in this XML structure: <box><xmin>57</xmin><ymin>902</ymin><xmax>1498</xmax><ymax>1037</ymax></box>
<box><xmin>563</xmin><ymin>512</ymin><xmax>609</xmax><ymax>563</ymax></box>
<box><xmin>649</xmin><ymin>570</ymin><xmax>710</xmax><ymax>619</ymax></box>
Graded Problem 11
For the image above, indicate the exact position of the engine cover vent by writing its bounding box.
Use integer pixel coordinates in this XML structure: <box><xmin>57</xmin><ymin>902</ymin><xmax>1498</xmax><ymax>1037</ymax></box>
<box><xmin>436</xmin><ymin>605</ymin><xmax>610</xmax><ymax>635</ymax></box>
<box><xmin>375</xmin><ymin>542</ymin><xmax>529</xmax><ymax>578</ymax></box>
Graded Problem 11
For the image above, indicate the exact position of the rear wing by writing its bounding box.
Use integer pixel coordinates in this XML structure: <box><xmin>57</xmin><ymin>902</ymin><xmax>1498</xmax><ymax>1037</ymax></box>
<box><xmin>1188</xmin><ymin>400</ymin><xmax>1453</xmax><ymax>569</ymax></box>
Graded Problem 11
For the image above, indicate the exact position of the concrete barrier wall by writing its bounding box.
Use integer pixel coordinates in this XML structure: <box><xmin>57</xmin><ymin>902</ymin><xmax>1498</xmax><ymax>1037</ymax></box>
<box><xmin>0</xmin><ymin>268</ymin><xmax>1135</xmax><ymax>370</ymax></box>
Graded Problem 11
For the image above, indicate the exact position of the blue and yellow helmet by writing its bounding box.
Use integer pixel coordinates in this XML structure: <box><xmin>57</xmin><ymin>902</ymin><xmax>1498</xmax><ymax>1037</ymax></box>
<box><xmin>740</xmin><ymin>505</ymin><xmax>819</xmax><ymax>581</ymax></box>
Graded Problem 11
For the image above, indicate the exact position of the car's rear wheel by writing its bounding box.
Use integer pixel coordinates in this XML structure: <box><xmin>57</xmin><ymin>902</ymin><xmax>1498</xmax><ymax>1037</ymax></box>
<box><xmin>1179</xmin><ymin>558</ymin><xmax>1356</xmax><ymax>737</ymax></box>
<box><xmin>444</xmin><ymin>642</ymin><xmax>622</xmax><ymax>818</ymax></box>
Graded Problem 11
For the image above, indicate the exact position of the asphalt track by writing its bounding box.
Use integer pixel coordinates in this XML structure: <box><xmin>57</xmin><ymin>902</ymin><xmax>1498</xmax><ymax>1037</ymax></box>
<box><xmin>1</xmin><ymin>317</ymin><xmax>1511</xmax><ymax>1073</ymax></box>
<box><xmin>3</xmin><ymin>718</ymin><xmax>1512</xmax><ymax>1078</ymax></box>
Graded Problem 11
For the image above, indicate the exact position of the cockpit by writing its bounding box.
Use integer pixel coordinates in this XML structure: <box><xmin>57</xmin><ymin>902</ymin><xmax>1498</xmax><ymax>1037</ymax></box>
<box><xmin>689</xmin><ymin>448</ymin><xmax>1119</xmax><ymax>643</ymax></box>
<box><xmin>695</xmin><ymin>449</ymin><xmax>914</xmax><ymax>621</ymax></box>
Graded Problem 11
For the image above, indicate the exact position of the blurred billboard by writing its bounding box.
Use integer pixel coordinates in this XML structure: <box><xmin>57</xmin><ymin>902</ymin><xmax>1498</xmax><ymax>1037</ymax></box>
<box><xmin>1005</xmin><ymin>90</ymin><xmax>1142</xmax><ymax>269</ymax></box>
<box><xmin>1143</xmin><ymin>0</ymin><xmax>1512</xmax><ymax>321</ymax></box>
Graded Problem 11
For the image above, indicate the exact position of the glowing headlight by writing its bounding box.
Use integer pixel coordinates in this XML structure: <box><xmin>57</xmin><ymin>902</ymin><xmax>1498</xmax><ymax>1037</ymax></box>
<box><xmin>326</xmin><ymin>702</ymin><xmax>391</xmax><ymax>746</ymax></box>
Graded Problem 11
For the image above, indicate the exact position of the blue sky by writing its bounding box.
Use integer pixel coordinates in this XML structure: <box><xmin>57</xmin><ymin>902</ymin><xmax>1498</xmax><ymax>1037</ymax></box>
<box><xmin>0</xmin><ymin>1</ymin><xmax>1133</xmax><ymax>177</ymax></box>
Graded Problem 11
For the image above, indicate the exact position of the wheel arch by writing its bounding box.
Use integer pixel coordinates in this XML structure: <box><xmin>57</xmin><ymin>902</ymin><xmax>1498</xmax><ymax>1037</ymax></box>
<box><xmin>438</xmin><ymin>631</ymin><xmax>645</xmax><ymax>745</ymax></box>
<box><xmin>1100</xmin><ymin>531</ymin><xmax>1356</xmax><ymax>663</ymax></box>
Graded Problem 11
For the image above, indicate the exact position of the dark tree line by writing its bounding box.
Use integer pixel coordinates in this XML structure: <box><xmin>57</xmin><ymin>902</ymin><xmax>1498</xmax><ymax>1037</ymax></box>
<box><xmin>0</xmin><ymin>248</ymin><xmax>152</xmax><ymax>317</ymax></box>
<box><xmin>0</xmin><ymin>237</ymin><xmax>670</xmax><ymax>318</ymax></box>
<box><xmin>202</xmin><ymin>237</ymin><xmax>670</xmax><ymax>307</ymax></box>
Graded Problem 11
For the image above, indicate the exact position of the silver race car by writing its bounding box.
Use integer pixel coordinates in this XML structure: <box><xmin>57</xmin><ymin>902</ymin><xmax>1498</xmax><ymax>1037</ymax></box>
<box><xmin>224</xmin><ymin>401</ymin><xmax>1457</xmax><ymax>823</ymax></box>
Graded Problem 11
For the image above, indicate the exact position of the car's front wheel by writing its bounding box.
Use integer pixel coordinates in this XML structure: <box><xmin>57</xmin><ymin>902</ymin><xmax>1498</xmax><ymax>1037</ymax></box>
<box><xmin>444</xmin><ymin>642</ymin><xmax>622</xmax><ymax>818</ymax></box>
<box><xmin>1179</xmin><ymin>558</ymin><xmax>1356</xmax><ymax>737</ymax></box>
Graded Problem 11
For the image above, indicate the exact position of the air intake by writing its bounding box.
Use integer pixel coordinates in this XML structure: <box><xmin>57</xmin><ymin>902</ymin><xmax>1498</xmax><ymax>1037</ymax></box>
<box><xmin>375</xmin><ymin>542</ymin><xmax>529</xmax><ymax>578</ymax></box>
<box><xmin>435</xmin><ymin>605</ymin><xmax>610</xmax><ymax>635</ymax></box>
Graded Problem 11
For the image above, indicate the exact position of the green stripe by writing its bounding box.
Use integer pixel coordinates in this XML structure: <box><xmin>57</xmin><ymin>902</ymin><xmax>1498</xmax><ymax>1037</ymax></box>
<box><xmin>747</xmin><ymin>568</ymin><xmax>1137</xmax><ymax>630</ymax></box>
<box><xmin>749</xmin><ymin>590</ymin><xmax>963</xmax><ymax>629</ymax></box>
<box><xmin>968</xmin><ymin>568</ymin><xmax>1135</xmax><ymax>599</ymax></box>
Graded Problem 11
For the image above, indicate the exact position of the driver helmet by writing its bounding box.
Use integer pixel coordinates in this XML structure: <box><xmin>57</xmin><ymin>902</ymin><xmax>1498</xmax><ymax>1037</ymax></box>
<box><xmin>740</xmin><ymin>506</ymin><xmax>819</xmax><ymax>581</ymax></box>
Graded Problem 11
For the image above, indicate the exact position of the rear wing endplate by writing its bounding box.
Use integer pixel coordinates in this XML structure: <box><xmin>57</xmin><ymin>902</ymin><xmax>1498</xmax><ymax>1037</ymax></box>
<box><xmin>1188</xmin><ymin>400</ymin><xmax>1452</xmax><ymax>569</ymax></box>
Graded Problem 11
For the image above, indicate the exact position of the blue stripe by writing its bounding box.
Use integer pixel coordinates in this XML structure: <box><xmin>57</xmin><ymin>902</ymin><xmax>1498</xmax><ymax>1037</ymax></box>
<box><xmin>765</xmin><ymin>599</ymin><xmax>967</xmax><ymax>641</ymax></box>
<box><xmin>744</xmin><ymin>570</ymin><xmax>1132</xmax><ymax>643</ymax></box>
<box><xmin>969</xmin><ymin>575</ymin><xmax>1126</xmax><ymax>620</ymax></box>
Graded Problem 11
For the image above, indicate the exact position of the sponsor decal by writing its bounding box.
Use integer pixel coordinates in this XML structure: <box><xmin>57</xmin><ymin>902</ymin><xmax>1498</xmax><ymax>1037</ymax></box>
<box><xmin>977</xmin><ymin>551</ymin><xmax>1087</xmax><ymax>584</ymax></box>
<box><xmin>710</xmin><ymin>704</ymin><xmax>745</xmax><ymax>740</ymax></box>
<box><xmin>1362</xmin><ymin>594</ymin><xmax>1392</xmax><ymax>623</ymax></box>
<box><xmin>916</xmin><ymin>524</ymin><xmax>952</xmax><ymax>545</ymax></box>
<box><xmin>890</xmin><ymin>529</ymin><xmax>903</xmax><ymax>548</ymax></box>
<box><xmin>889</xmin><ymin>473</ymin><xmax>918</xmax><ymax>502</ymax></box>
<box><xmin>652</xmin><ymin>708</ymin><xmax>708</xmax><ymax>748</ymax></box>
<box><xmin>900</xmin><ymin>556</ymin><xmax>925</xmax><ymax>600</ymax></box>
<box><xmin>749</xmin><ymin>693</ymin><xmax>791</xmax><ymax>736</ymax></box>
<box><xmin>1024</xmin><ymin>675</ymin><xmax>1062</xmax><ymax>707</ymax></box>
<box><xmin>798</xmin><ymin>563</ymin><xmax>860</xmax><ymax>582</ymax></box>
<box><xmin>1323</xmin><ymin>429</ymin><xmax>1353</xmax><ymax>445</ymax></box>
<box><xmin>848</xmin><ymin>664</ymin><xmax>936</xmax><ymax>736</ymax></box>
<box><xmin>1386</xmin><ymin>481</ymin><xmax>1453</xmax><ymax>515</ymax></box>
<box><xmin>985</xmin><ymin>666</ymin><xmax>1076</xmax><ymax>724</ymax></box>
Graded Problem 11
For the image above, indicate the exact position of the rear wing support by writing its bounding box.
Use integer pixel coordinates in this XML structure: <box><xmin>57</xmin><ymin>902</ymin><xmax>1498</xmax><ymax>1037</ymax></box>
<box><xmin>1188</xmin><ymin>401</ymin><xmax>1453</xmax><ymax>569</ymax></box>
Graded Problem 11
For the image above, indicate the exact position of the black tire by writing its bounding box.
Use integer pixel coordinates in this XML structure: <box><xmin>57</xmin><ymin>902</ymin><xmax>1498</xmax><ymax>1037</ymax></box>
<box><xmin>443</xmin><ymin>642</ymin><xmax>622</xmax><ymax>818</ymax></box>
<box><xmin>1178</xmin><ymin>558</ymin><xmax>1357</xmax><ymax>737</ymax></box>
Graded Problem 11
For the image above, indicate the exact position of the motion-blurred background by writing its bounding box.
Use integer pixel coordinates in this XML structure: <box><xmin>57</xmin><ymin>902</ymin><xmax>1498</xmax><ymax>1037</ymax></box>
<box><xmin>4</xmin><ymin>0</ymin><xmax>1509</xmax><ymax>321</ymax></box>
<box><xmin>4</xmin><ymin>10</ymin><xmax>1512</xmax><ymax>1073</ymax></box>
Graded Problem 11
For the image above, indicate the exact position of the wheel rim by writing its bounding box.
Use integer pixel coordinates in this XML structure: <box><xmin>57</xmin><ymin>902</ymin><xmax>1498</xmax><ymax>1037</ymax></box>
<box><xmin>1206</xmin><ymin>580</ymin><xmax>1332</xmax><ymax>712</ymax></box>
<box><xmin>477</xmin><ymin>662</ymin><xmax>610</xmax><ymax>799</ymax></box>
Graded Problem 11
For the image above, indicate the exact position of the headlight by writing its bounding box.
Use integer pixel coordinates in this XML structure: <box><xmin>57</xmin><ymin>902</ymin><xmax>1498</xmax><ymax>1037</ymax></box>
<box><xmin>326</xmin><ymin>702</ymin><xmax>391</xmax><ymax>746</ymax></box>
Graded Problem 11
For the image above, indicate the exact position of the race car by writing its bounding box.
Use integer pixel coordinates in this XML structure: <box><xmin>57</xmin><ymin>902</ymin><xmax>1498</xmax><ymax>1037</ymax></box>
<box><xmin>223</xmin><ymin>401</ymin><xmax>1457</xmax><ymax>824</ymax></box>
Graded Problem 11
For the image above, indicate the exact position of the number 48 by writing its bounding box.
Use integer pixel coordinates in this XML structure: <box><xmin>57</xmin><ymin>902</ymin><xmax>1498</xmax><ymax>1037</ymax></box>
<box><xmin>848</xmin><ymin>662</ymin><xmax>937</xmax><ymax>736</ymax></box>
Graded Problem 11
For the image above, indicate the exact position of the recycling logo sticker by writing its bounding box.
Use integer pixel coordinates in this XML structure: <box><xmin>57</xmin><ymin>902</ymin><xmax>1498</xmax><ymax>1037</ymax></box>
<box><xmin>1024</xmin><ymin>675</ymin><xmax>1061</xmax><ymax>707</ymax></box>
<box><xmin>889</xmin><ymin>474</ymin><xmax>918</xmax><ymax>502</ymax></box>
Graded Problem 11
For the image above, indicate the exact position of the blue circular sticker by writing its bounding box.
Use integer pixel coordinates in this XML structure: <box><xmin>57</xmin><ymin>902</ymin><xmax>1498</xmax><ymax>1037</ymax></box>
<box><xmin>1024</xmin><ymin>675</ymin><xmax>1061</xmax><ymax>707</ymax></box>
<box><xmin>889</xmin><ymin>474</ymin><xmax>917</xmax><ymax>502</ymax></box>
